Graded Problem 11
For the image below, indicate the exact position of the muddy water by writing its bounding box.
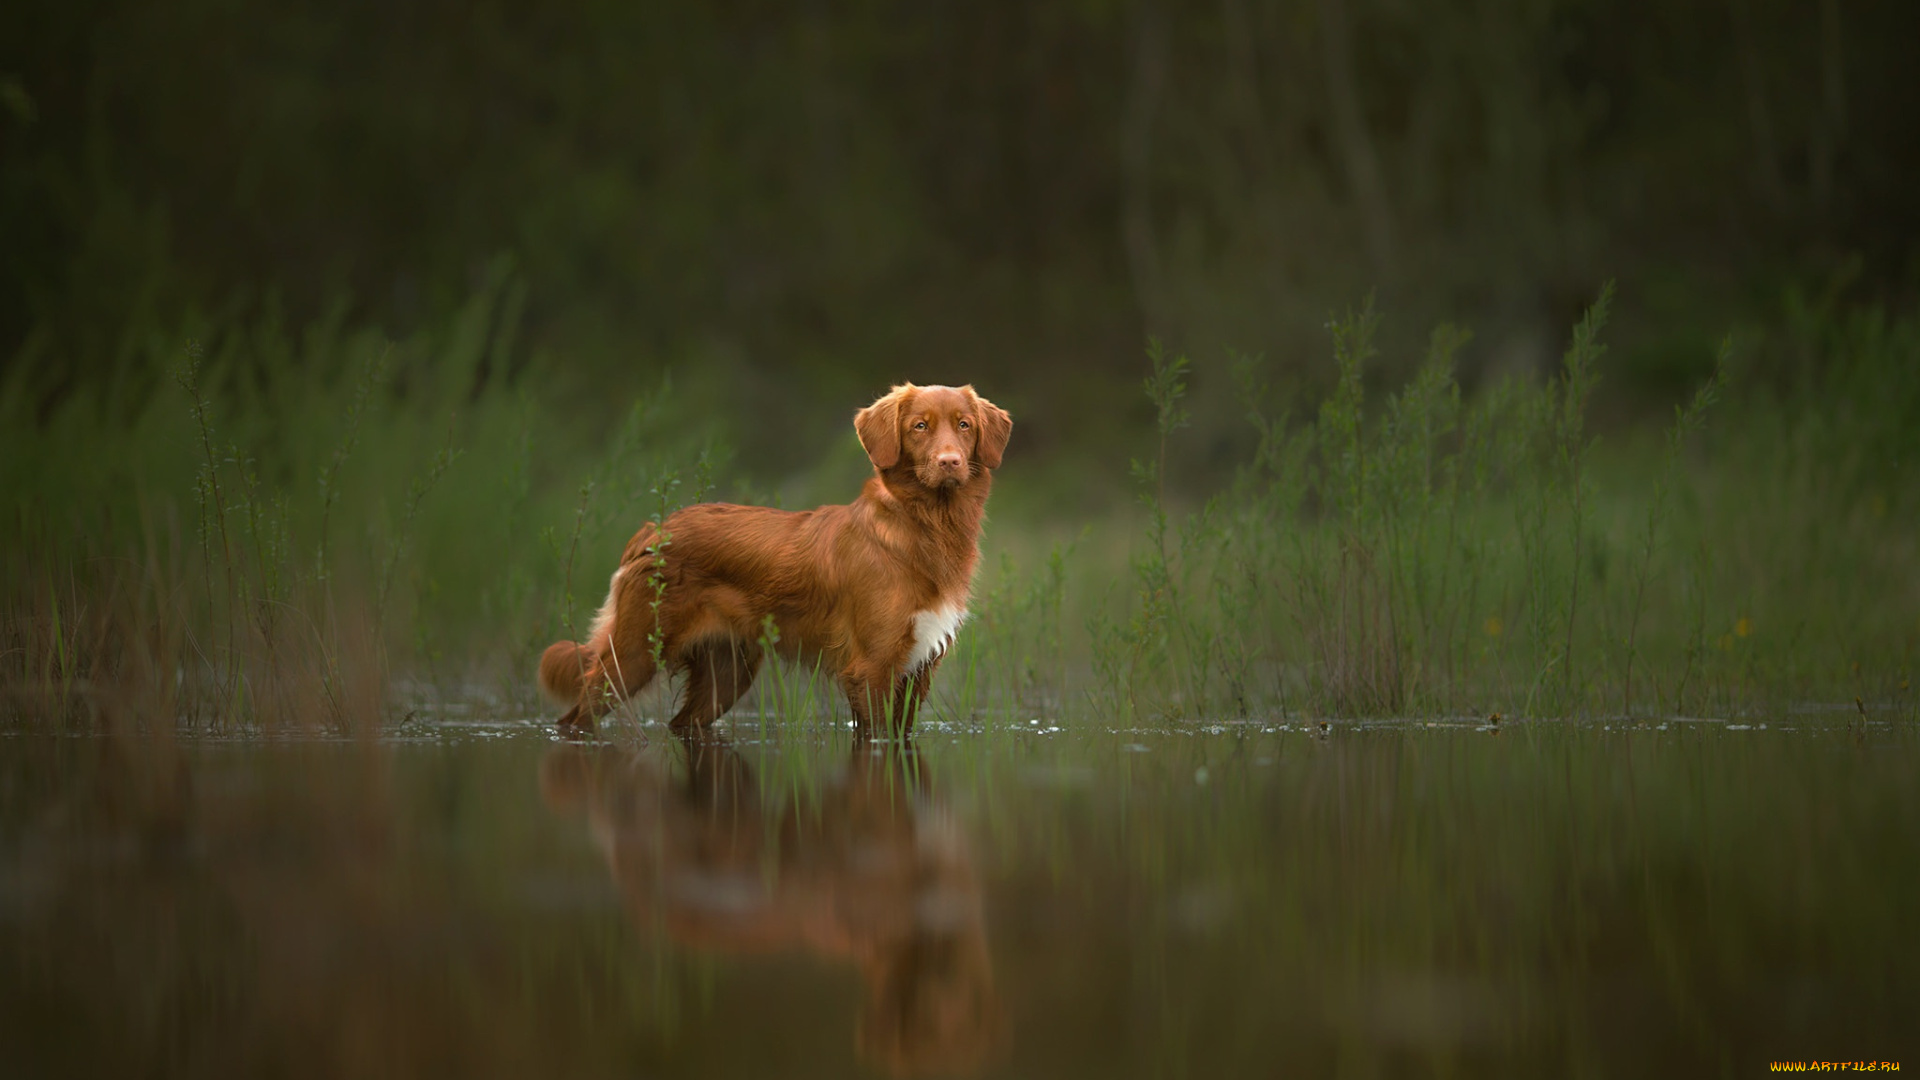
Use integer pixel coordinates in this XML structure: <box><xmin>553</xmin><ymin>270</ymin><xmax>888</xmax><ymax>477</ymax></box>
<box><xmin>3</xmin><ymin>710</ymin><xmax>1915</xmax><ymax>1077</ymax></box>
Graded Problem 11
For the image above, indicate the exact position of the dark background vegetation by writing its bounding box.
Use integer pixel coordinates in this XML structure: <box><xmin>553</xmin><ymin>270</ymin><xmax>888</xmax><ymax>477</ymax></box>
<box><xmin>7</xmin><ymin>0</ymin><xmax>1917</xmax><ymax>472</ymax></box>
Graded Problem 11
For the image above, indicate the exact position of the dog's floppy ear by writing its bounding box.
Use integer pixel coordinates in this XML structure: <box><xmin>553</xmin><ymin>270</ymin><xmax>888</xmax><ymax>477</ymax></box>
<box><xmin>855</xmin><ymin>384</ymin><xmax>912</xmax><ymax>470</ymax></box>
<box><xmin>968</xmin><ymin>387</ymin><xmax>1012</xmax><ymax>469</ymax></box>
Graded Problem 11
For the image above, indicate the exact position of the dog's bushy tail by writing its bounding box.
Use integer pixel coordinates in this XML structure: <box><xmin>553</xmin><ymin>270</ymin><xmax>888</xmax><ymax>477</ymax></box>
<box><xmin>540</xmin><ymin>524</ymin><xmax>657</xmax><ymax>707</ymax></box>
<box><xmin>539</xmin><ymin>640</ymin><xmax>593</xmax><ymax>704</ymax></box>
<box><xmin>539</xmin><ymin>549</ymin><xmax>632</xmax><ymax>704</ymax></box>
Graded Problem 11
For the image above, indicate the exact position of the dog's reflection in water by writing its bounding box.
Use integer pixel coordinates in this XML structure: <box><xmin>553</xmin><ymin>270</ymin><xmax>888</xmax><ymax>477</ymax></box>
<box><xmin>540</xmin><ymin>732</ymin><xmax>1003</xmax><ymax>1075</ymax></box>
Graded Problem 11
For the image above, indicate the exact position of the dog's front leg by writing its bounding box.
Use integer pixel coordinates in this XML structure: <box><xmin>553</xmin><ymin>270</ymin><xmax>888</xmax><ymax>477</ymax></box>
<box><xmin>885</xmin><ymin>658</ymin><xmax>941</xmax><ymax>732</ymax></box>
<box><xmin>841</xmin><ymin>658</ymin><xmax>931</xmax><ymax>734</ymax></box>
<box><xmin>839</xmin><ymin>665</ymin><xmax>886</xmax><ymax>732</ymax></box>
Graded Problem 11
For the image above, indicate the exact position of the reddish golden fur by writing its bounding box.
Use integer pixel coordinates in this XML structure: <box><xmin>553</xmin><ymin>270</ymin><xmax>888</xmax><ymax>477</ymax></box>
<box><xmin>538</xmin><ymin>383</ymin><xmax>1012</xmax><ymax>733</ymax></box>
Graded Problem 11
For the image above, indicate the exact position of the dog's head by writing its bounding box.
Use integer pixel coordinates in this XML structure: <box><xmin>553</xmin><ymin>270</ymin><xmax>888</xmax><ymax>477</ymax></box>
<box><xmin>855</xmin><ymin>383</ymin><xmax>1012</xmax><ymax>488</ymax></box>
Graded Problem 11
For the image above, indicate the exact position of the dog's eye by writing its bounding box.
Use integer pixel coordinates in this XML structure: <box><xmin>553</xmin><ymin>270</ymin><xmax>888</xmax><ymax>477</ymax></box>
<box><xmin>958</xmin><ymin>419</ymin><xmax>970</xmax><ymax>430</ymax></box>
<box><xmin>913</xmin><ymin>420</ymin><xmax>927</xmax><ymax>430</ymax></box>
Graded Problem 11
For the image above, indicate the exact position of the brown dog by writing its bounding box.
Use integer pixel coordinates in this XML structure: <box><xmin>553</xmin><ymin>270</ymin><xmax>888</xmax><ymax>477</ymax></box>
<box><xmin>538</xmin><ymin>383</ymin><xmax>1011</xmax><ymax>733</ymax></box>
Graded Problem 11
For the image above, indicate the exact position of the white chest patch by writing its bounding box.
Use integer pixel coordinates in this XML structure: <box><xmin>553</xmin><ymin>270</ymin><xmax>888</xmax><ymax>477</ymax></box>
<box><xmin>905</xmin><ymin>603</ymin><xmax>969</xmax><ymax>673</ymax></box>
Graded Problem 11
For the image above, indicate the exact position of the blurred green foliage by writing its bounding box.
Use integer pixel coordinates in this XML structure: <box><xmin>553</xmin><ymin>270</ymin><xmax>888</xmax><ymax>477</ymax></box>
<box><xmin>5</xmin><ymin>277</ymin><xmax>1913</xmax><ymax>726</ymax></box>
<box><xmin>5</xmin><ymin>0</ymin><xmax>1918</xmax><ymax>465</ymax></box>
<box><xmin>1088</xmin><ymin>284</ymin><xmax>1916</xmax><ymax>720</ymax></box>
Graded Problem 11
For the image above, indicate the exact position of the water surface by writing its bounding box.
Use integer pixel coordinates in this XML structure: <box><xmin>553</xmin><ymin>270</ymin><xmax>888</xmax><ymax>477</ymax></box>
<box><xmin>3</xmin><ymin>707</ymin><xmax>1914</xmax><ymax>1076</ymax></box>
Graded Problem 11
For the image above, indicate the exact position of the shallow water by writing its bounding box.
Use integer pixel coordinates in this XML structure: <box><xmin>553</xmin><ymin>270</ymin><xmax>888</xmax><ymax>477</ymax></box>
<box><xmin>3</xmin><ymin>708</ymin><xmax>1915</xmax><ymax>1077</ymax></box>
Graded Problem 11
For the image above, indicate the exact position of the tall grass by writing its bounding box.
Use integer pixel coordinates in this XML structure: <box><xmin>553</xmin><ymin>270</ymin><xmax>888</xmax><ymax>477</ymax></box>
<box><xmin>1613</xmin><ymin>339</ymin><xmax>1732</xmax><ymax>718</ymax></box>
<box><xmin>1081</xmin><ymin>283</ymin><xmax>1917</xmax><ymax>721</ymax></box>
<box><xmin>4</xmin><ymin>275</ymin><xmax>1915</xmax><ymax>731</ymax></box>
<box><xmin>1</xmin><ymin>271</ymin><xmax>717</xmax><ymax>731</ymax></box>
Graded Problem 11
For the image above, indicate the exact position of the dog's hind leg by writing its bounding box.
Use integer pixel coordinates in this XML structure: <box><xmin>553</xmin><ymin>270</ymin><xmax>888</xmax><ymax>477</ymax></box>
<box><xmin>561</xmin><ymin>639</ymin><xmax>659</xmax><ymax>735</ymax></box>
<box><xmin>669</xmin><ymin>638</ymin><xmax>764</xmax><ymax>730</ymax></box>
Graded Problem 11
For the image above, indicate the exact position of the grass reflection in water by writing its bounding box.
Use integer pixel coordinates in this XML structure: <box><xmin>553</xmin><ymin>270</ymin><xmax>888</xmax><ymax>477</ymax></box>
<box><xmin>1</xmin><ymin>711</ymin><xmax>1914</xmax><ymax>1077</ymax></box>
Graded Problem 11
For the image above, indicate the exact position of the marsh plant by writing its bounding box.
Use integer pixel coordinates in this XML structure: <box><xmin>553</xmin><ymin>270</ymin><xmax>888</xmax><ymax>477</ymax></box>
<box><xmin>0</xmin><ymin>271</ymin><xmax>716</xmax><ymax>731</ymax></box>
<box><xmin>4</xmin><ymin>273</ymin><xmax>1915</xmax><ymax>732</ymax></box>
<box><xmin>1084</xmin><ymin>282</ymin><xmax>1911</xmax><ymax>723</ymax></box>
